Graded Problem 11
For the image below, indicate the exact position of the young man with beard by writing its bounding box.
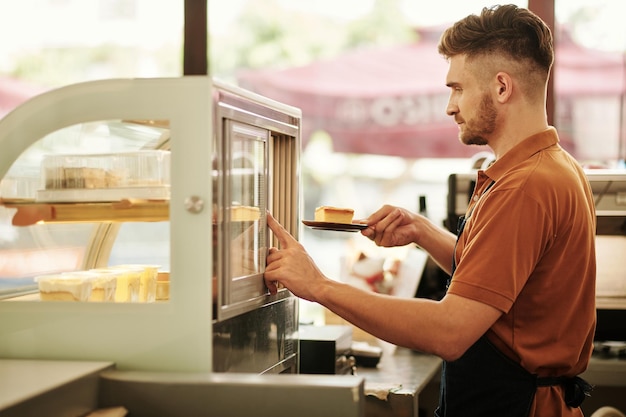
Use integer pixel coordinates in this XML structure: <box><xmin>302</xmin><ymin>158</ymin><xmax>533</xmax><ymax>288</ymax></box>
<box><xmin>264</xmin><ymin>4</ymin><xmax>596</xmax><ymax>416</ymax></box>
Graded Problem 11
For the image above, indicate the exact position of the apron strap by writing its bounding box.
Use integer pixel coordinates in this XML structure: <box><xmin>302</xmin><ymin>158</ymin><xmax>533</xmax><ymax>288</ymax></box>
<box><xmin>536</xmin><ymin>375</ymin><xmax>594</xmax><ymax>408</ymax></box>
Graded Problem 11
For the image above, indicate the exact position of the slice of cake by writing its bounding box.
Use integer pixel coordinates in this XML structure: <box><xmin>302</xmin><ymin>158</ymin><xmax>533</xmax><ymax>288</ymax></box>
<box><xmin>36</xmin><ymin>273</ymin><xmax>93</xmax><ymax>302</ymax></box>
<box><xmin>111</xmin><ymin>264</ymin><xmax>159</xmax><ymax>302</ymax></box>
<box><xmin>107</xmin><ymin>266</ymin><xmax>142</xmax><ymax>302</ymax></box>
<box><xmin>230</xmin><ymin>205</ymin><xmax>260</xmax><ymax>222</ymax></box>
<box><xmin>315</xmin><ymin>206</ymin><xmax>355</xmax><ymax>224</ymax></box>
<box><xmin>91</xmin><ymin>267</ymin><xmax>141</xmax><ymax>302</ymax></box>
<box><xmin>66</xmin><ymin>271</ymin><xmax>117</xmax><ymax>302</ymax></box>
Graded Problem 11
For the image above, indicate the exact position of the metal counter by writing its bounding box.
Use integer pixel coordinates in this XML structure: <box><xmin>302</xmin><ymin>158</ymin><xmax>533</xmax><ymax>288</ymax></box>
<box><xmin>4</xmin><ymin>352</ymin><xmax>624</xmax><ymax>417</ymax></box>
<box><xmin>356</xmin><ymin>346</ymin><xmax>626</xmax><ymax>417</ymax></box>
<box><xmin>357</xmin><ymin>346</ymin><xmax>442</xmax><ymax>417</ymax></box>
<box><xmin>0</xmin><ymin>359</ymin><xmax>364</xmax><ymax>417</ymax></box>
<box><xmin>581</xmin><ymin>354</ymin><xmax>626</xmax><ymax>415</ymax></box>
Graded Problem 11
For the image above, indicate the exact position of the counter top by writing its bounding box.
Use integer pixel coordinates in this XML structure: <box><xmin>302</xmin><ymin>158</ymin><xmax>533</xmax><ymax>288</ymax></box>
<box><xmin>357</xmin><ymin>345</ymin><xmax>442</xmax><ymax>417</ymax></box>
<box><xmin>359</xmin><ymin>346</ymin><xmax>441</xmax><ymax>392</ymax></box>
<box><xmin>0</xmin><ymin>359</ymin><xmax>114</xmax><ymax>417</ymax></box>
<box><xmin>2</xmin><ymin>350</ymin><xmax>622</xmax><ymax>417</ymax></box>
<box><xmin>354</xmin><ymin>346</ymin><xmax>626</xmax><ymax>417</ymax></box>
<box><xmin>583</xmin><ymin>354</ymin><xmax>626</xmax><ymax>387</ymax></box>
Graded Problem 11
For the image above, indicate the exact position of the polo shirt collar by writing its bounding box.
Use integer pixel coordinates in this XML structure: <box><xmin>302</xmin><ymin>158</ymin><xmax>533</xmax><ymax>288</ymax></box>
<box><xmin>484</xmin><ymin>127</ymin><xmax>559</xmax><ymax>183</ymax></box>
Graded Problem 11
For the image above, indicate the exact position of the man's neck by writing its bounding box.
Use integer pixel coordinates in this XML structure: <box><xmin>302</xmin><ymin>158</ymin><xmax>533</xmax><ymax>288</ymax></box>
<box><xmin>489</xmin><ymin>108</ymin><xmax>549</xmax><ymax>158</ymax></box>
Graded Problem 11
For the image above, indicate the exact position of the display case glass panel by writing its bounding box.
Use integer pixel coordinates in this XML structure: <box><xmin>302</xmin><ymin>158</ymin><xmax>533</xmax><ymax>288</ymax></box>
<box><xmin>216</xmin><ymin>120</ymin><xmax>269</xmax><ymax>319</ymax></box>
<box><xmin>227</xmin><ymin>121</ymin><xmax>268</xmax><ymax>280</ymax></box>
<box><xmin>0</xmin><ymin>119</ymin><xmax>170</xmax><ymax>300</ymax></box>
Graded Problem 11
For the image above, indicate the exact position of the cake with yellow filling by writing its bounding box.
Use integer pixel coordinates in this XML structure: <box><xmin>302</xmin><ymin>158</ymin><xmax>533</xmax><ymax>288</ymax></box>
<box><xmin>111</xmin><ymin>264</ymin><xmax>159</xmax><ymax>302</ymax></box>
<box><xmin>314</xmin><ymin>206</ymin><xmax>355</xmax><ymax>224</ymax></box>
<box><xmin>75</xmin><ymin>271</ymin><xmax>117</xmax><ymax>302</ymax></box>
<box><xmin>91</xmin><ymin>267</ymin><xmax>140</xmax><ymax>302</ymax></box>
<box><xmin>36</xmin><ymin>273</ymin><xmax>93</xmax><ymax>302</ymax></box>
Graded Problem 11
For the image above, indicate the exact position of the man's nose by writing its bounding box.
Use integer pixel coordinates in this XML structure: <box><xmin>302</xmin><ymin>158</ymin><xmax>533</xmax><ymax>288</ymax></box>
<box><xmin>446</xmin><ymin>99</ymin><xmax>458</xmax><ymax>116</ymax></box>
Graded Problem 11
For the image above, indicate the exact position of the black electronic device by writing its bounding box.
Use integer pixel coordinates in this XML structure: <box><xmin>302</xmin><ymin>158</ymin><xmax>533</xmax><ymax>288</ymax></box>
<box><xmin>299</xmin><ymin>325</ymin><xmax>355</xmax><ymax>375</ymax></box>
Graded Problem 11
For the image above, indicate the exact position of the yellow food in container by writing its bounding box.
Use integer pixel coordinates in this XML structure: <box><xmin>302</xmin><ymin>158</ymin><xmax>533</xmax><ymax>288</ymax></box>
<box><xmin>67</xmin><ymin>270</ymin><xmax>117</xmax><ymax>302</ymax></box>
<box><xmin>36</xmin><ymin>265</ymin><xmax>158</xmax><ymax>303</ymax></box>
<box><xmin>35</xmin><ymin>273</ymin><xmax>93</xmax><ymax>302</ymax></box>
<box><xmin>111</xmin><ymin>264</ymin><xmax>159</xmax><ymax>302</ymax></box>
<box><xmin>156</xmin><ymin>271</ymin><xmax>170</xmax><ymax>301</ymax></box>
<box><xmin>92</xmin><ymin>267</ymin><xmax>140</xmax><ymax>302</ymax></box>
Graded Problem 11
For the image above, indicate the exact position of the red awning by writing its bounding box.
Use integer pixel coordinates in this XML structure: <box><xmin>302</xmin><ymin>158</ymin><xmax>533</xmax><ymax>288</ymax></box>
<box><xmin>238</xmin><ymin>29</ymin><xmax>625</xmax><ymax>158</ymax></box>
<box><xmin>239</xmin><ymin>42</ymin><xmax>468</xmax><ymax>158</ymax></box>
<box><xmin>554</xmin><ymin>32</ymin><xmax>625</xmax><ymax>96</ymax></box>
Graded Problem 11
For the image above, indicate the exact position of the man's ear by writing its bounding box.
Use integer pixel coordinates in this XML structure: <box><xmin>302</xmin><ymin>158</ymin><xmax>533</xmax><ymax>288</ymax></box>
<box><xmin>494</xmin><ymin>72</ymin><xmax>513</xmax><ymax>103</ymax></box>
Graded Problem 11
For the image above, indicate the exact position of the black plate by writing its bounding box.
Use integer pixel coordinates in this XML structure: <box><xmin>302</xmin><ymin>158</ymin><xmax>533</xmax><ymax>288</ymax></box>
<box><xmin>302</xmin><ymin>220</ymin><xmax>368</xmax><ymax>232</ymax></box>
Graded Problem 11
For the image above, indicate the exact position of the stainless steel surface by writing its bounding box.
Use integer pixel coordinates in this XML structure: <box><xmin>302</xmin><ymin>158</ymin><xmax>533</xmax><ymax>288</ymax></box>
<box><xmin>358</xmin><ymin>347</ymin><xmax>442</xmax><ymax>394</ymax></box>
<box><xmin>213</xmin><ymin>296</ymin><xmax>298</xmax><ymax>374</ymax></box>
<box><xmin>99</xmin><ymin>370</ymin><xmax>365</xmax><ymax>417</ymax></box>
<box><xmin>357</xmin><ymin>347</ymin><xmax>442</xmax><ymax>417</ymax></box>
<box><xmin>356</xmin><ymin>346</ymin><xmax>626</xmax><ymax>417</ymax></box>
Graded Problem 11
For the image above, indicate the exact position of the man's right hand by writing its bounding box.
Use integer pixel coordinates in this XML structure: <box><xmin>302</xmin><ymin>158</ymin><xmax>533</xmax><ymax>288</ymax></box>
<box><xmin>361</xmin><ymin>204</ymin><xmax>422</xmax><ymax>248</ymax></box>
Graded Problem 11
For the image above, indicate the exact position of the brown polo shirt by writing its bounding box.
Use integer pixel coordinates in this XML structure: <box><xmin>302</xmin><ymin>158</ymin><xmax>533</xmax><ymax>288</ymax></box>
<box><xmin>449</xmin><ymin>127</ymin><xmax>596</xmax><ymax>416</ymax></box>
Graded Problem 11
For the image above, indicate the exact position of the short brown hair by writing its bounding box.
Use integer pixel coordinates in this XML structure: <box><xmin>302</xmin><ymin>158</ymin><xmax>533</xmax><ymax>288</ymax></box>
<box><xmin>438</xmin><ymin>4</ymin><xmax>554</xmax><ymax>77</ymax></box>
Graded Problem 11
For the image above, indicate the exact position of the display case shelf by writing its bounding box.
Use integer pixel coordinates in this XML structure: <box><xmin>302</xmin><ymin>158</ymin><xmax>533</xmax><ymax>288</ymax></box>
<box><xmin>0</xmin><ymin>198</ymin><xmax>169</xmax><ymax>226</ymax></box>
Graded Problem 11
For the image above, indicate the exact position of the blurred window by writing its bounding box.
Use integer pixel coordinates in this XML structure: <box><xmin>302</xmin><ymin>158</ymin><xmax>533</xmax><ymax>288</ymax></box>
<box><xmin>1</xmin><ymin>0</ymin><xmax>624</xmax><ymax>302</ymax></box>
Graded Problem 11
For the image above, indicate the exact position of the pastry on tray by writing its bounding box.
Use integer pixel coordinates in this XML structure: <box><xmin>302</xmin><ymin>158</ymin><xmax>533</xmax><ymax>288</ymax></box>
<box><xmin>314</xmin><ymin>206</ymin><xmax>355</xmax><ymax>224</ymax></box>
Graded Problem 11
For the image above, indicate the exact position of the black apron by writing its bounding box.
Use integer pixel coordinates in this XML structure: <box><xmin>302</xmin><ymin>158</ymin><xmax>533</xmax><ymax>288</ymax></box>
<box><xmin>434</xmin><ymin>181</ymin><xmax>592</xmax><ymax>417</ymax></box>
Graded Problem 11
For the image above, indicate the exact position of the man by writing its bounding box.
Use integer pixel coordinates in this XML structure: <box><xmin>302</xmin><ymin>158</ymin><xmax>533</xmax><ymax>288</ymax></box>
<box><xmin>264</xmin><ymin>4</ymin><xmax>596</xmax><ymax>416</ymax></box>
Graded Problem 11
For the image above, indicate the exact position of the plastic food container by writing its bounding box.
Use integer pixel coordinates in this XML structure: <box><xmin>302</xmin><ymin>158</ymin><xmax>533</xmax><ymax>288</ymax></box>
<box><xmin>0</xmin><ymin>165</ymin><xmax>40</xmax><ymax>200</ymax></box>
<box><xmin>110</xmin><ymin>264</ymin><xmax>159</xmax><ymax>303</ymax></box>
<box><xmin>35</xmin><ymin>273</ymin><xmax>93</xmax><ymax>302</ymax></box>
<box><xmin>37</xmin><ymin>150</ymin><xmax>170</xmax><ymax>202</ymax></box>
<box><xmin>91</xmin><ymin>267</ymin><xmax>140</xmax><ymax>303</ymax></box>
<box><xmin>74</xmin><ymin>271</ymin><xmax>117</xmax><ymax>302</ymax></box>
<box><xmin>156</xmin><ymin>271</ymin><xmax>170</xmax><ymax>301</ymax></box>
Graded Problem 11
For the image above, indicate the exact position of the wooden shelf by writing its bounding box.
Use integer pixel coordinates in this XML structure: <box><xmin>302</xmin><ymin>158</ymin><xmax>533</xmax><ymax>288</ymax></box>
<box><xmin>0</xmin><ymin>198</ymin><xmax>169</xmax><ymax>226</ymax></box>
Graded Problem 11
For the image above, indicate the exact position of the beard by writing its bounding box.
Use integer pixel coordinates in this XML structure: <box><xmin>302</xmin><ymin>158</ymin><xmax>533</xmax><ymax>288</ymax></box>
<box><xmin>458</xmin><ymin>93</ymin><xmax>497</xmax><ymax>146</ymax></box>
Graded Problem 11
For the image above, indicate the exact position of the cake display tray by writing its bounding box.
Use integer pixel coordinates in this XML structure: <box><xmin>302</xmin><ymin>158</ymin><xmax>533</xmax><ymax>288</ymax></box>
<box><xmin>36</xmin><ymin>186</ymin><xmax>170</xmax><ymax>203</ymax></box>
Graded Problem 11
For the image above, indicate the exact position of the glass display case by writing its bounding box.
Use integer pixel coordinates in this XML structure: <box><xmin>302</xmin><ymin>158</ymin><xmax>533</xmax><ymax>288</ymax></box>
<box><xmin>0</xmin><ymin>77</ymin><xmax>301</xmax><ymax>374</ymax></box>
